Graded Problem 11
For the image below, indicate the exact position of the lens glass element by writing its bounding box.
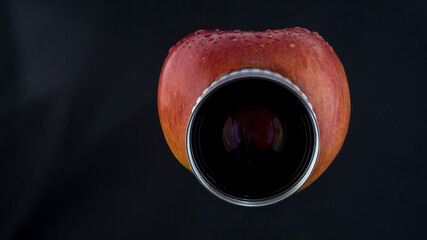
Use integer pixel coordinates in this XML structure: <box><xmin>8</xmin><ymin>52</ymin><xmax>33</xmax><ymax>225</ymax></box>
<box><xmin>222</xmin><ymin>105</ymin><xmax>285</xmax><ymax>164</ymax></box>
<box><xmin>189</xmin><ymin>77</ymin><xmax>316</xmax><ymax>200</ymax></box>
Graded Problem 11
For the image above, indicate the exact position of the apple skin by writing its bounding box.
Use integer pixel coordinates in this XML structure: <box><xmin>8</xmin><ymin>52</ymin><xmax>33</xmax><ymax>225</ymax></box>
<box><xmin>158</xmin><ymin>27</ymin><xmax>350</xmax><ymax>190</ymax></box>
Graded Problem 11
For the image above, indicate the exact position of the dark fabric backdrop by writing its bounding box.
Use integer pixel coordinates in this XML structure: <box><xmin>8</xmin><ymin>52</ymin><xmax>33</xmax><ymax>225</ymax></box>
<box><xmin>1</xmin><ymin>0</ymin><xmax>426</xmax><ymax>239</ymax></box>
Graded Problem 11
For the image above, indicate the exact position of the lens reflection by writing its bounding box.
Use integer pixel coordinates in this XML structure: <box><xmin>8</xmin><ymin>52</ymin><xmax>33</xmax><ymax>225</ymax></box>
<box><xmin>222</xmin><ymin>105</ymin><xmax>284</xmax><ymax>164</ymax></box>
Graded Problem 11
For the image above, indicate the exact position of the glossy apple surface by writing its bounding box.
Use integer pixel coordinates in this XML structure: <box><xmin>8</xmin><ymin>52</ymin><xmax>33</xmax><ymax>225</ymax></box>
<box><xmin>158</xmin><ymin>27</ymin><xmax>350</xmax><ymax>190</ymax></box>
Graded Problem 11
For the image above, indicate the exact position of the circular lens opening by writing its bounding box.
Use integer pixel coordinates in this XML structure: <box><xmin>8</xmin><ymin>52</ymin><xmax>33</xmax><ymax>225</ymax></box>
<box><xmin>188</xmin><ymin>75</ymin><xmax>317</xmax><ymax>203</ymax></box>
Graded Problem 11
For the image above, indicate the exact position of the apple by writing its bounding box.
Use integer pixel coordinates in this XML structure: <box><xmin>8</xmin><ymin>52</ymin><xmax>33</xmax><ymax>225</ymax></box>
<box><xmin>158</xmin><ymin>27</ymin><xmax>350</xmax><ymax>193</ymax></box>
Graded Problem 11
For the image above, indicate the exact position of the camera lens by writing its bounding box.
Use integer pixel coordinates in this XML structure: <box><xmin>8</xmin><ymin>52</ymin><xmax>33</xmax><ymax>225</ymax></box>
<box><xmin>187</xmin><ymin>69</ymin><xmax>319</xmax><ymax>205</ymax></box>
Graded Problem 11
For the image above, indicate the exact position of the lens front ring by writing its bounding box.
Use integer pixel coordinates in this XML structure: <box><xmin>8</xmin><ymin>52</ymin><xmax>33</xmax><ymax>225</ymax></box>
<box><xmin>186</xmin><ymin>68</ymin><xmax>320</xmax><ymax>207</ymax></box>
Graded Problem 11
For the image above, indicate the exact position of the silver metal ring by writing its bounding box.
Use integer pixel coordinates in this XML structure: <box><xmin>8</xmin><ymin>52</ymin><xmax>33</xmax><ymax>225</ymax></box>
<box><xmin>186</xmin><ymin>68</ymin><xmax>320</xmax><ymax>207</ymax></box>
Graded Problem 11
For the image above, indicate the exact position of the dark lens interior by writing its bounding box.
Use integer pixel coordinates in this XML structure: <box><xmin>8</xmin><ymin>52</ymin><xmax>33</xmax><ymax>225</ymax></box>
<box><xmin>190</xmin><ymin>78</ymin><xmax>316</xmax><ymax>200</ymax></box>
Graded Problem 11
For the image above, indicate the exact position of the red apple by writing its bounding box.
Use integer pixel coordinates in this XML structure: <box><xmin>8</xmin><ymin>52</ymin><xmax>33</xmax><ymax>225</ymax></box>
<box><xmin>158</xmin><ymin>27</ymin><xmax>350</xmax><ymax>191</ymax></box>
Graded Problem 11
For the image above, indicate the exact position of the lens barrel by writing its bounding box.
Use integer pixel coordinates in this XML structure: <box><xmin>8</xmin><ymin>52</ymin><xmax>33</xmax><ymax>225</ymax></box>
<box><xmin>186</xmin><ymin>68</ymin><xmax>320</xmax><ymax>206</ymax></box>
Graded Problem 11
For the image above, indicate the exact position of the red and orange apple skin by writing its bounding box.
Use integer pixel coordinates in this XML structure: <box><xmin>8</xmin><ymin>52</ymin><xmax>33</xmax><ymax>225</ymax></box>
<box><xmin>158</xmin><ymin>27</ymin><xmax>350</xmax><ymax>190</ymax></box>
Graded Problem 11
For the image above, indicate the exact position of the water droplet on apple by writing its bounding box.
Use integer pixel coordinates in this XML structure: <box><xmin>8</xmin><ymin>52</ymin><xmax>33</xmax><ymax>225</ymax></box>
<box><xmin>195</xmin><ymin>30</ymin><xmax>206</xmax><ymax>35</ymax></box>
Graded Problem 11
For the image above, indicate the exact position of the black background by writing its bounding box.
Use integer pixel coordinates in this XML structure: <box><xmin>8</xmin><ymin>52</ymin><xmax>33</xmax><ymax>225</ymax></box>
<box><xmin>1</xmin><ymin>0</ymin><xmax>426</xmax><ymax>239</ymax></box>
